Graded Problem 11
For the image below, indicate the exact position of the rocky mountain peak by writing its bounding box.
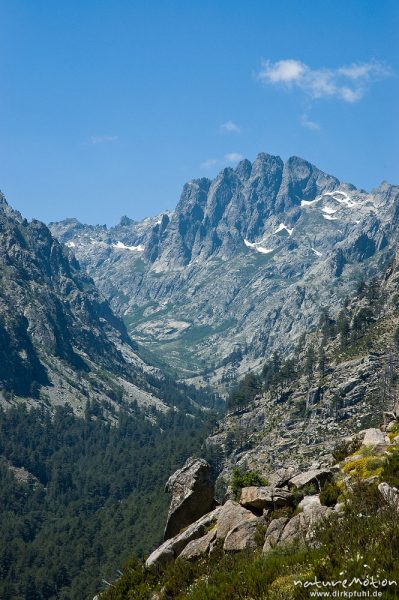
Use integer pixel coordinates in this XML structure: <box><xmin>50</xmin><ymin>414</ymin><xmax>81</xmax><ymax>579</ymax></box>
<box><xmin>234</xmin><ymin>158</ymin><xmax>252</xmax><ymax>180</ymax></box>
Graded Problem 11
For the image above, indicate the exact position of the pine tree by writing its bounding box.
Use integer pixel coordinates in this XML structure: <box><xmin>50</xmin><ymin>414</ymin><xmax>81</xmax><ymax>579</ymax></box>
<box><xmin>336</xmin><ymin>310</ymin><xmax>350</xmax><ymax>349</ymax></box>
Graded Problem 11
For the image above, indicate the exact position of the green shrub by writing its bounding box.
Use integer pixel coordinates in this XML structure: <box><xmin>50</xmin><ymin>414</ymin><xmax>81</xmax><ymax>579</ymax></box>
<box><xmin>254</xmin><ymin>523</ymin><xmax>267</xmax><ymax>548</ymax></box>
<box><xmin>332</xmin><ymin>437</ymin><xmax>362</xmax><ymax>462</ymax></box>
<box><xmin>291</xmin><ymin>482</ymin><xmax>317</xmax><ymax>505</ymax></box>
<box><xmin>381</xmin><ymin>449</ymin><xmax>399</xmax><ymax>488</ymax></box>
<box><xmin>319</xmin><ymin>481</ymin><xmax>340</xmax><ymax>507</ymax></box>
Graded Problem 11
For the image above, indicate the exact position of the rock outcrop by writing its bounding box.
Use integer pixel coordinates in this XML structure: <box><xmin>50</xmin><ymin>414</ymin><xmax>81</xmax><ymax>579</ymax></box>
<box><xmin>277</xmin><ymin>505</ymin><xmax>334</xmax><ymax>547</ymax></box>
<box><xmin>146</xmin><ymin>462</ymin><xmax>339</xmax><ymax>567</ymax></box>
<box><xmin>240</xmin><ymin>486</ymin><xmax>293</xmax><ymax>511</ymax></box>
<box><xmin>262</xmin><ymin>517</ymin><xmax>289</xmax><ymax>553</ymax></box>
<box><xmin>362</xmin><ymin>428</ymin><xmax>390</xmax><ymax>446</ymax></box>
<box><xmin>146</xmin><ymin>507</ymin><xmax>222</xmax><ymax>567</ymax></box>
<box><xmin>164</xmin><ymin>458</ymin><xmax>215</xmax><ymax>540</ymax></box>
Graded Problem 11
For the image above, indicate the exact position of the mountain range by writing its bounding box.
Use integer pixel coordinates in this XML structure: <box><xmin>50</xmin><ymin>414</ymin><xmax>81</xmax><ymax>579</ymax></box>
<box><xmin>50</xmin><ymin>153</ymin><xmax>399</xmax><ymax>389</ymax></box>
<box><xmin>2</xmin><ymin>152</ymin><xmax>399</xmax><ymax>599</ymax></box>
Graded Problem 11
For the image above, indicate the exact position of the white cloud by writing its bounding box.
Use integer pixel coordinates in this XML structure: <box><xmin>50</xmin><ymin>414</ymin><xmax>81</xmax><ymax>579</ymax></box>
<box><xmin>219</xmin><ymin>120</ymin><xmax>241</xmax><ymax>133</ymax></box>
<box><xmin>89</xmin><ymin>135</ymin><xmax>118</xmax><ymax>145</ymax></box>
<box><xmin>200</xmin><ymin>158</ymin><xmax>219</xmax><ymax>170</ymax></box>
<box><xmin>260</xmin><ymin>59</ymin><xmax>307</xmax><ymax>83</ymax></box>
<box><xmin>225</xmin><ymin>152</ymin><xmax>243</xmax><ymax>162</ymax></box>
<box><xmin>257</xmin><ymin>58</ymin><xmax>392</xmax><ymax>103</ymax></box>
<box><xmin>300</xmin><ymin>113</ymin><xmax>320</xmax><ymax>131</ymax></box>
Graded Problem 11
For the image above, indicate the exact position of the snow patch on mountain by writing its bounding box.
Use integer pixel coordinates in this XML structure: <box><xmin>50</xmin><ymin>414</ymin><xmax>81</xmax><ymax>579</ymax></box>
<box><xmin>301</xmin><ymin>197</ymin><xmax>322</xmax><ymax>207</ymax></box>
<box><xmin>244</xmin><ymin>239</ymin><xmax>274</xmax><ymax>254</ymax></box>
<box><xmin>274</xmin><ymin>223</ymin><xmax>294</xmax><ymax>236</ymax></box>
<box><xmin>322</xmin><ymin>206</ymin><xmax>337</xmax><ymax>215</ymax></box>
<box><xmin>113</xmin><ymin>241</ymin><xmax>145</xmax><ymax>252</ymax></box>
<box><xmin>323</xmin><ymin>191</ymin><xmax>357</xmax><ymax>208</ymax></box>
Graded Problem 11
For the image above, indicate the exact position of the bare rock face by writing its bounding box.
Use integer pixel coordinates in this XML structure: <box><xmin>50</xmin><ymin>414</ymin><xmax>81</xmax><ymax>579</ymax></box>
<box><xmin>147</xmin><ymin>500</ymin><xmax>260</xmax><ymax>566</ymax></box>
<box><xmin>297</xmin><ymin>495</ymin><xmax>321</xmax><ymax>512</ymax></box>
<box><xmin>267</xmin><ymin>467</ymin><xmax>299</xmax><ymax>488</ymax></box>
<box><xmin>279</xmin><ymin>505</ymin><xmax>334</xmax><ymax>546</ymax></box>
<box><xmin>164</xmin><ymin>458</ymin><xmax>215</xmax><ymax>540</ymax></box>
<box><xmin>240</xmin><ymin>486</ymin><xmax>293</xmax><ymax>511</ymax></box>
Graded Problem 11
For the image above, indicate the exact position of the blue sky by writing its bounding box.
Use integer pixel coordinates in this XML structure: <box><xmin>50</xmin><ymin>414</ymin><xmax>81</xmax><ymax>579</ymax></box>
<box><xmin>1</xmin><ymin>0</ymin><xmax>398</xmax><ymax>225</ymax></box>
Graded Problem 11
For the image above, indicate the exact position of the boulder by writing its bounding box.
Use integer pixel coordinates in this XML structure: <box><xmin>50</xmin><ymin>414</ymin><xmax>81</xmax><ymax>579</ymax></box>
<box><xmin>179</xmin><ymin>528</ymin><xmax>217</xmax><ymax>560</ymax></box>
<box><xmin>240</xmin><ymin>486</ymin><xmax>293</xmax><ymax>510</ymax></box>
<box><xmin>223</xmin><ymin>519</ymin><xmax>259</xmax><ymax>552</ymax></box>
<box><xmin>216</xmin><ymin>500</ymin><xmax>259</xmax><ymax>539</ymax></box>
<box><xmin>297</xmin><ymin>495</ymin><xmax>321</xmax><ymax>512</ymax></box>
<box><xmin>362</xmin><ymin>428</ymin><xmax>389</xmax><ymax>447</ymax></box>
<box><xmin>268</xmin><ymin>467</ymin><xmax>298</xmax><ymax>488</ymax></box>
<box><xmin>164</xmin><ymin>457</ymin><xmax>215</xmax><ymax>540</ymax></box>
<box><xmin>263</xmin><ymin>517</ymin><xmax>289</xmax><ymax>553</ymax></box>
<box><xmin>145</xmin><ymin>542</ymin><xmax>175</xmax><ymax>568</ymax></box>
<box><xmin>378</xmin><ymin>482</ymin><xmax>399</xmax><ymax>510</ymax></box>
<box><xmin>288</xmin><ymin>469</ymin><xmax>333</xmax><ymax>491</ymax></box>
<box><xmin>279</xmin><ymin>505</ymin><xmax>333</xmax><ymax>545</ymax></box>
<box><xmin>146</xmin><ymin>507</ymin><xmax>221</xmax><ymax>567</ymax></box>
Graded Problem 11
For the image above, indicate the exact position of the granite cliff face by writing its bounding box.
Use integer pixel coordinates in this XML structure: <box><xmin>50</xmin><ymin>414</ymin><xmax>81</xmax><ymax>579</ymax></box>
<box><xmin>50</xmin><ymin>154</ymin><xmax>399</xmax><ymax>388</ymax></box>
<box><xmin>0</xmin><ymin>192</ymin><xmax>207</xmax><ymax>417</ymax></box>
<box><xmin>204</xmin><ymin>251</ymin><xmax>399</xmax><ymax>492</ymax></box>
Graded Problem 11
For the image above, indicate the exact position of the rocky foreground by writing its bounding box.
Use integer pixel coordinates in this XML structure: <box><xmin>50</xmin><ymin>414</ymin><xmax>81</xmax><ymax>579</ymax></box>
<box><xmin>145</xmin><ymin>420</ymin><xmax>399</xmax><ymax>568</ymax></box>
<box><xmin>96</xmin><ymin>413</ymin><xmax>399</xmax><ymax>599</ymax></box>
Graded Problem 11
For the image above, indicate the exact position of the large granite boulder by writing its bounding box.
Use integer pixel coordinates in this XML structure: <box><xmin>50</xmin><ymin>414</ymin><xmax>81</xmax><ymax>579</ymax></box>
<box><xmin>263</xmin><ymin>504</ymin><xmax>334</xmax><ymax>555</ymax></box>
<box><xmin>164</xmin><ymin>457</ymin><xmax>215</xmax><ymax>540</ymax></box>
<box><xmin>146</xmin><ymin>507</ymin><xmax>221</xmax><ymax>567</ymax></box>
<box><xmin>263</xmin><ymin>517</ymin><xmax>289</xmax><ymax>552</ymax></box>
<box><xmin>288</xmin><ymin>469</ymin><xmax>333</xmax><ymax>491</ymax></box>
<box><xmin>179</xmin><ymin>528</ymin><xmax>217</xmax><ymax>560</ymax></box>
<box><xmin>223</xmin><ymin>519</ymin><xmax>259</xmax><ymax>552</ymax></box>
<box><xmin>147</xmin><ymin>500</ymin><xmax>261</xmax><ymax>566</ymax></box>
<box><xmin>362</xmin><ymin>428</ymin><xmax>389</xmax><ymax>446</ymax></box>
<box><xmin>298</xmin><ymin>495</ymin><xmax>321</xmax><ymax>512</ymax></box>
<box><xmin>216</xmin><ymin>500</ymin><xmax>259</xmax><ymax>539</ymax></box>
<box><xmin>279</xmin><ymin>505</ymin><xmax>333</xmax><ymax>546</ymax></box>
<box><xmin>240</xmin><ymin>486</ymin><xmax>293</xmax><ymax>511</ymax></box>
<box><xmin>268</xmin><ymin>467</ymin><xmax>298</xmax><ymax>488</ymax></box>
